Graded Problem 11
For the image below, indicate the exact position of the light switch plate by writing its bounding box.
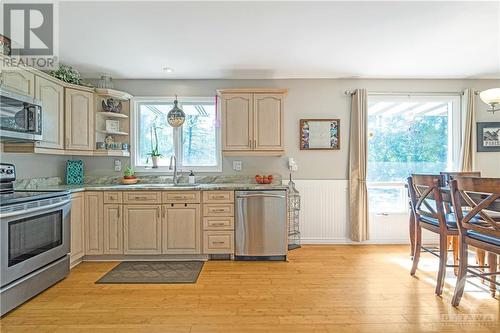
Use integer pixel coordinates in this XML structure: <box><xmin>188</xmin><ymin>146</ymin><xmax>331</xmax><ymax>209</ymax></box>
<box><xmin>233</xmin><ymin>160</ymin><xmax>242</xmax><ymax>171</ymax></box>
<box><xmin>114</xmin><ymin>159</ymin><xmax>122</xmax><ymax>172</ymax></box>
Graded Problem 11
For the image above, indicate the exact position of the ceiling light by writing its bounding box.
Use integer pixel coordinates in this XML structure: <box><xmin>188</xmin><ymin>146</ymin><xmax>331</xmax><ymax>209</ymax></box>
<box><xmin>479</xmin><ymin>88</ymin><xmax>500</xmax><ymax>114</ymax></box>
<box><xmin>163</xmin><ymin>67</ymin><xmax>174</xmax><ymax>73</ymax></box>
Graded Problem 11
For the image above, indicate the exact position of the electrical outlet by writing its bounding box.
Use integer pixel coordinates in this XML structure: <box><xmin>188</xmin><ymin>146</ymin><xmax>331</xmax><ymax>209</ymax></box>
<box><xmin>114</xmin><ymin>159</ymin><xmax>122</xmax><ymax>172</ymax></box>
<box><xmin>233</xmin><ymin>160</ymin><xmax>242</xmax><ymax>171</ymax></box>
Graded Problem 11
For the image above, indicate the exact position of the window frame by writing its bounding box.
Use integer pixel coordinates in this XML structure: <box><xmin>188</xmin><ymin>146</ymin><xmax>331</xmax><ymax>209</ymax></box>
<box><xmin>367</xmin><ymin>94</ymin><xmax>462</xmax><ymax>214</ymax></box>
<box><xmin>131</xmin><ymin>96</ymin><xmax>222</xmax><ymax>173</ymax></box>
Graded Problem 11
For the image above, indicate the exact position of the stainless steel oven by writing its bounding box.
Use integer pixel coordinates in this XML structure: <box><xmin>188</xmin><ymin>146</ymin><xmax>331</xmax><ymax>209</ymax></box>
<box><xmin>0</xmin><ymin>87</ymin><xmax>42</xmax><ymax>141</ymax></box>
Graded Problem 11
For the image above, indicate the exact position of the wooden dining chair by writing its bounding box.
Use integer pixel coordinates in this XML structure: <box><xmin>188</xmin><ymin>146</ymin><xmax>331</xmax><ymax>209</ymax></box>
<box><xmin>408</xmin><ymin>174</ymin><xmax>459</xmax><ymax>296</ymax></box>
<box><xmin>450</xmin><ymin>177</ymin><xmax>500</xmax><ymax>306</ymax></box>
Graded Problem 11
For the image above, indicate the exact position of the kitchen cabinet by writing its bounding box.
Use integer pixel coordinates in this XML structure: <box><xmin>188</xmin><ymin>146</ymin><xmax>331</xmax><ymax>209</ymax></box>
<box><xmin>103</xmin><ymin>204</ymin><xmax>123</xmax><ymax>254</ymax></box>
<box><xmin>35</xmin><ymin>75</ymin><xmax>64</xmax><ymax>149</ymax></box>
<box><xmin>70</xmin><ymin>193</ymin><xmax>85</xmax><ymax>266</ymax></box>
<box><xmin>162</xmin><ymin>204</ymin><xmax>201</xmax><ymax>254</ymax></box>
<box><xmin>218</xmin><ymin>89</ymin><xmax>287</xmax><ymax>156</ymax></box>
<box><xmin>123</xmin><ymin>205</ymin><xmax>162</xmax><ymax>254</ymax></box>
<box><xmin>65</xmin><ymin>88</ymin><xmax>95</xmax><ymax>150</ymax></box>
<box><xmin>202</xmin><ymin>190</ymin><xmax>235</xmax><ymax>255</ymax></box>
<box><xmin>1</xmin><ymin>68</ymin><xmax>35</xmax><ymax>97</ymax></box>
<box><xmin>84</xmin><ymin>192</ymin><xmax>104</xmax><ymax>255</ymax></box>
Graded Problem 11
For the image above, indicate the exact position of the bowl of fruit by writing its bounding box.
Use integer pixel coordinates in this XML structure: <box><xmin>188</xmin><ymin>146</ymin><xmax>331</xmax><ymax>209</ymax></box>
<box><xmin>255</xmin><ymin>174</ymin><xmax>273</xmax><ymax>184</ymax></box>
<box><xmin>122</xmin><ymin>167</ymin><xmax>138</xmax><ymax>185</ymax></box>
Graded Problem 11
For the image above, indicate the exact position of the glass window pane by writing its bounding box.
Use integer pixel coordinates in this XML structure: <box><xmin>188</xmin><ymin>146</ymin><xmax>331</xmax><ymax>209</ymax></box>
<box><xmin>138</xmin><ymin>103</ymin><xmax>174</xmax><ymax>167</ymax></box>
<box><xmin>181</xmin><ymin>103</ymin><xmax>217</xmax><ymax>167</ymax></box>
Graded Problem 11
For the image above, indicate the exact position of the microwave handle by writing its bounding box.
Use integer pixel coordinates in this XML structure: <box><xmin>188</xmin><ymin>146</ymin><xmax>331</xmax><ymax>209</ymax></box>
<box><xmin>30</xmin><ymin>105</ymin><xmax>41</xmax><ymax>133</ymax></box>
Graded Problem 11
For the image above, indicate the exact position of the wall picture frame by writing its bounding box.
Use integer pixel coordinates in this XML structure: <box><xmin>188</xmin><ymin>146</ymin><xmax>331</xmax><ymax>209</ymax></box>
<box><xmin>300</xmin><ymin>119</ymin><xmax>340</xmax><ymax>150</ymax></box>
<box><xmin>477</xmin><ymin>122</ymin><xmax>500</xmax><ymax>152</ymax></box>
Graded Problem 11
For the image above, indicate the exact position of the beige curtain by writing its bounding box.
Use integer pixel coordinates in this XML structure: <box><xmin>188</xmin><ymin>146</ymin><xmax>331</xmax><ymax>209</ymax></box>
<box><xmin>459</xmin><ymin>89</ymin><xmax>476</xmax><ymax>171</ymax></box>
<box><xmin>349</xmin><ymin>89</ymin><xmax>369</xmax><ymax>241</ymax></box>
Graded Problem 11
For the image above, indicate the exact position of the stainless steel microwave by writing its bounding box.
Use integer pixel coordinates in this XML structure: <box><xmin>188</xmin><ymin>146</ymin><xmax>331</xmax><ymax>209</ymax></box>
<box><xmin>0</xmin><ymin>87</ymin><xmax>42</xmax><ymax>141</ymax></box>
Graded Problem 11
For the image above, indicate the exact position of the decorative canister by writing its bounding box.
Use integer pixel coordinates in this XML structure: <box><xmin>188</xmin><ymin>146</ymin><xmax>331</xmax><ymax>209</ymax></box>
<box><xmin>96</xmin><ymin>142</ymin><xmax>106</xmax><ymax>150</ymax></box>
<box><xmin>66</xmin><ymin>160</ymin><xmax>84</xmax><ymax>185</ymax></box>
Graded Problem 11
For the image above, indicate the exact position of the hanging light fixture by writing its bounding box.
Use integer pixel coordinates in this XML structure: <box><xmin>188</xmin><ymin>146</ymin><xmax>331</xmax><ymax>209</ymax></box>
<box><xmin>479</xmin><ymin>88</ymin><xmax>500</xmax><ymax>114</ymax></box>
<box><xmin>167</xmin><ymin>95</ymin><xmax>186</xmax><ymax>127</ymax></box>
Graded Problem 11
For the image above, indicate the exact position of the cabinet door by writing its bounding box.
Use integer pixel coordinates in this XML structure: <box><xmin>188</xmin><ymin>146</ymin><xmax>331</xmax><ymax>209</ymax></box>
<box><xmin>70</xmin><ymin>193</ymin><xmax>85</xmax><ymax>265</ymax></box>
<box><xmin>1</xmin><ymin>68</ymin><xmax>35</xmax><ymax>96</ymax></box>
<box><xmin>103</xmin><ymin>204</ymin><xmax>123</xmax><ymax>254</ymax></box>
<box><xmin>84</xmin><ymin>192</ymin><xmax>104</xmax><ymax>255</ymax></box>
<box><xmin>35</xmin><ymin>76</ymin><xmax>64</xmax><ymax>149</ymax></box>
<box><xmin>221</xmin><ymin>94</ymin><xmax>253</xmax><ymax>151</ymax></box>
<box><xmin>123</xmin><ymin>205</ymin><xmax>161</xmax><ymax>254</ymax></box>
<box><xmin>162</xmin><ymin>204</ymin><xmax>200</xmax><ymax>254</ymax></box>
<box><xmin>253</xmin><ymin>94</ymin><xmax>284</xmax><ymax>151</ymax></box>
<box><xmin>65</xmin><ymin>88</ymin><xmax>94</xmax><ymax>150</ymax></box>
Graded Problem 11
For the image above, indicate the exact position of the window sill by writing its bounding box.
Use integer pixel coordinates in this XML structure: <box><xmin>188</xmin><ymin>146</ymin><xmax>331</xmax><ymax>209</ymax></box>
<box><xmin>133</xmin><ymin>166</ymin><xmax>222</xmax><ymax>173</ymax></box>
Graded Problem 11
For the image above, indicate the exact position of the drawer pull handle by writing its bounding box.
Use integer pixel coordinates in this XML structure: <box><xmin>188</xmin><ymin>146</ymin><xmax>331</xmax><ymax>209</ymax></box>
<box><xmin>211</xmin><ymin>223</ymin><xmax>226</xmax><ymax>226</ymax></box>
<box><xmin>212</xmin><ymin>241</ymin><xmax>226</xmax><ymax>245</ymax></box>
<box><xmin>211</xmin><ymin>209</ymin><xmax>227</xmax><ymax>212</ymax></box>
<box><xmin>213</xmin><ymin>195</ymin><xmax>226</xmax><ymax>199</ymax></box>
<box><xmin>171</xmin><ymin>195</ymin><xmax>186</xmax><ymax>199</ymax></box>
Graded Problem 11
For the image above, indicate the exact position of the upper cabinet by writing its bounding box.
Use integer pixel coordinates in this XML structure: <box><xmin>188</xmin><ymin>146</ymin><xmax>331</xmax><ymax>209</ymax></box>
<box><xmin>65</xmin><ymin>87</ymin><xmax>95</xmax><ymax>150</ymax></box>
<box><xmin>0</xmin><ymin>68</ymin><xmax>35</xmax><ymax>97</ymax></box>
<box><xmin>35</xmin><ymin>76</ymin><xmax>64</xmax><ymax>149</ymax></box>
<box><xmin>218</xmin><ymin>88</ymin><xmax>287</xmax><ymax>156</ymax></box>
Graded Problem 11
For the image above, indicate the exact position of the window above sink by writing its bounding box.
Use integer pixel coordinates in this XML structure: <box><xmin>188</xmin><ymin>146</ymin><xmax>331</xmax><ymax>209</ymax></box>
<box><xmin>132</xmin><ymin>97</ymin><xmax>221</xmax><ymax>173</ymax></box>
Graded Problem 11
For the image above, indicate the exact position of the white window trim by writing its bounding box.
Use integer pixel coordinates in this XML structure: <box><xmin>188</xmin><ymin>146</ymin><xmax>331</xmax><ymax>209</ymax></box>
<box><xmin>131</xmin><ymin>96</ymin><xmax>222</xmax><ymax>173</ymax></box>
<box><xmin>367</xmin><ymin>94</ymin><xmax>462</xmax><ymax>215</ymax></box>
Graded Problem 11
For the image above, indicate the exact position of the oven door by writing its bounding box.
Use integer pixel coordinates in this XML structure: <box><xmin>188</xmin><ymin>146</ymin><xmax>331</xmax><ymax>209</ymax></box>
<box><xmin>0</xmin><ymin>199</ymin><xmax>70</xmax><ymax>287</ymax></box>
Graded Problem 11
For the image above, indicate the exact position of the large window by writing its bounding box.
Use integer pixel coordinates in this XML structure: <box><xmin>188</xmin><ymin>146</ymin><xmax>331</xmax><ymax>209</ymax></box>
<box><xmin>132</xmin><ymin>98</ymin><xmax>221</xmax><ymax>172</ymax></box>
<box><xmin>367</xmin><ymin>95</ymin><xmax>461</xmax><ymax>213</ymax></box>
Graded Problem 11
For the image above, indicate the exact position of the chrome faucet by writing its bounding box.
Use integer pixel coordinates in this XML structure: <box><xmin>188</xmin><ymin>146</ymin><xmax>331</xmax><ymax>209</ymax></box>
<box><xmin>169</xmin><ymin>155</ymin><xmax>179</xmax><ymax>185</ymax></box>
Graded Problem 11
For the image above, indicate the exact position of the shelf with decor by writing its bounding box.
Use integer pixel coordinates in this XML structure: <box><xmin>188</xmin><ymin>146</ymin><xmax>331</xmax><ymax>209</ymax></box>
<box><xmin>94</xmin><ymin>88</ymin><xmax>132</xmax><ymax>156</ymax></box>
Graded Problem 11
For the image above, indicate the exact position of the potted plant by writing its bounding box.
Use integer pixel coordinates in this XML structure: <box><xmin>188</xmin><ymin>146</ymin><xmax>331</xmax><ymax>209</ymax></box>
<box><xmin>48</xmin><ymin>65</ymin><xmax>92</xmax><ymax>87</ymax></box>
<box><xmin>147</xmin><ymin>124</ymin><xmax>162</xmax><ymax>168</ymax></box>
<box><xmin>122</xmin><ymin>167</ymin><xmax>138</xmax><ymax>185</ymax></box>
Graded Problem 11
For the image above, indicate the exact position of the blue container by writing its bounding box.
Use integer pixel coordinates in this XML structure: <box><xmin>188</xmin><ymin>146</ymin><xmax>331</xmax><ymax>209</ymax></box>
<box><xmin>66</xmin><ymin>160</ymin><xmax>84</xmax><ymax>185</ymax></box>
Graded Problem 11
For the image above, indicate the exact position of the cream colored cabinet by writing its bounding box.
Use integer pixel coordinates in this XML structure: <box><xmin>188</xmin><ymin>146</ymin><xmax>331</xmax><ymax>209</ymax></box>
<box><xmin>162</xmin><ymin>204</ymin><xmax>201</xmax><ymax>254</ymax></box>
<box><xmin>202</xmin><ymin>191</ymin><xmax>235</xmax><ymax>255</ymax></box>
<box><xmin>70</xmin><ymin>193</ymin><xmax>85</xmax><ymax>265</ymax></box>
<box><xmin>65</xmin><ymin>88</ymin><xmax>95</xmax><ymax>150</ymax></box>
<box><xmin>221</xmin><ymin>93</ymin><xmax>253</xmax><ymax>151</ymax></box>
<box><xmin>123</xmin><ymin>205</ymin><xmax>162</xmax><ymax>254</ymax></box>
<box><xmin>253</xmin><ymin>94</ymin><xmax>284</xmax><ymax>151</ymax></box>
<box><xmin>1</xmin><ymin>68</ymin><xmax>35</xmax><ymax>96</ymax></box>
<box><xmin>84</xmin><ymin>192</ymin><xmax>104</xmax><ymax>255</ymax></box>
<box><xmin>34</xmin><ymin>76</ymin><xmax>64</xmax><ymax>149</ymax></box>
<box><xmin>219</xmin><ymin>89</ymin><xmax>286</xmax><ymax>156</ymax></box>
<box><xmin>103</xmin><ymin>204</ymin><xmax>123</xmax><ymax>254</ymax></box>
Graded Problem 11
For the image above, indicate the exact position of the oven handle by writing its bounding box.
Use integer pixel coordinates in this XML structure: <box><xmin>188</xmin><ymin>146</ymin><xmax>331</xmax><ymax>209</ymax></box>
<box><xmin>0</xmin><ymin>199</ymin><xmax>71</xmax><ymax>218</ymax></box>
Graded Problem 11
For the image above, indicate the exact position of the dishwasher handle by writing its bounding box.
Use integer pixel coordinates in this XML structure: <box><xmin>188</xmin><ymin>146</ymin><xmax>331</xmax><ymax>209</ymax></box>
<box><xmin>237</xmin><ymin>194</ymin><xmax>285</xmax><ymax>199</ymax></box>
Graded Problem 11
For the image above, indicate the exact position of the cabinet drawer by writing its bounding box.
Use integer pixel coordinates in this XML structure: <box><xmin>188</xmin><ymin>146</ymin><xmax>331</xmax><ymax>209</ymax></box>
<box><xmin>203</xmin><ymin>231</ymin><xmax>234</xmax><ymax>254</ymax></box>
<box><xmin>104</xmin><ymin>191</ymin><xmax>123</xmax><ymax>204</ymax></box>
<box><xmin>163</xmin><ymin>191</ymin><xmax>200</xmax><ymax>203</ymax></box>
<box><xmin>203</xmin><ymin>203</ymin><xmax>234</xmax><ymax>217</ymax></box>
<box><xmin>203</xmin><ymin>216</ymin><xmax>234</xmax><ymax>230</ymax></box>
<box><xmin>202</xmin><ymin>191</ymin><xmax>234</xmax><ymax>203</ymax></box>
<box><xmin>123</xmin><ymin>191</ymin><xmax>161</xmax><ymax>204</ymax></box>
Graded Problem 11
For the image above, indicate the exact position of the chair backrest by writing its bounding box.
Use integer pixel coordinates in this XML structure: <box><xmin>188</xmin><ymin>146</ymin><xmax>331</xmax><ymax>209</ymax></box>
<box><xmin>450</xmin><ymin>177</ymin><xmax>500</xmax><ymax>238</ymax></box>
<box><xmin>408</xmin><ymin>174</ymin><xmax>447</xmax><ymax>228</ymax></box>
<box><xmin>440</xmin><ymin>171</ymin><xmax>481</xmax><ymax>185</ymax></box>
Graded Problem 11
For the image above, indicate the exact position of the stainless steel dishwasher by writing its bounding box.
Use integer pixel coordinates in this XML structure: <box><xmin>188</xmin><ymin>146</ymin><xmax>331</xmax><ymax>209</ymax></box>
<box><xmin>235</xmin><ymin>190</ymin><xmax>287</xmax><ymax>260</ymax></box>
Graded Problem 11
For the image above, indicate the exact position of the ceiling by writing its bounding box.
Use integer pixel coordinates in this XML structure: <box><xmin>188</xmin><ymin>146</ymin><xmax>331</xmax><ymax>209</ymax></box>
<box><xmin>56</xmin><ymin>1</ymin><xmax>500</xmax><ymax>79</ymax></box>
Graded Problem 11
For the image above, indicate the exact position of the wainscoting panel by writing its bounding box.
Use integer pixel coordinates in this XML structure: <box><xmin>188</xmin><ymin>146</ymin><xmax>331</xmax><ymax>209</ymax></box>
<box><xmin>289</xmin><ymin>179</ymin><xmax>349</xmax><ymax>243</ymax></box>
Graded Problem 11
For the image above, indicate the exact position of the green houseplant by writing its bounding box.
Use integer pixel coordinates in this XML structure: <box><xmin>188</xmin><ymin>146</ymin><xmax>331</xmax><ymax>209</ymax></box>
<box><xmin>49</xmin><ymin>65</ymin><xmax>92</xmax><ymax>87</ymax></box>
<box><xmin>147</xmin><ymin>124</ymin><xmax>162</xmax><ymax>168</ymax></box>
<box><xmin>122</xmin><ymin>167</ymin><xmax>137</xmax><ymax>185</ymax></box>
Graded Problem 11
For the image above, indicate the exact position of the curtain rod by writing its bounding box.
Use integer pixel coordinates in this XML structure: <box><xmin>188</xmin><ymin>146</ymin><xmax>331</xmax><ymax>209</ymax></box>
<box><xmin>344</xmin><ymin>90</ymin><xmax>479</xmax><ymax>96</ymax></box>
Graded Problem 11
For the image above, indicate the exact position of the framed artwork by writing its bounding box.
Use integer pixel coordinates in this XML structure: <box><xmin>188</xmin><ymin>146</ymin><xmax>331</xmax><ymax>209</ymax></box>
<box><xmin>477</xmin><ymin>122</ymin><xmax>500</xmax><ymax>152</ymax></box>
<box><xmin>300</xmin><ymin>119</ymin><xmax>340</xmax><ymax>150</ymax></box>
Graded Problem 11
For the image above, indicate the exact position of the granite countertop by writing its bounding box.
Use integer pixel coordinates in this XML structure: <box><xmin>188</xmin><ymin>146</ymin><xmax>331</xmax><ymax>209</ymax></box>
<box><xmin>18</xmin><ymin>183</ymin><xmax>289</xmax><ymax>193</ymax></box>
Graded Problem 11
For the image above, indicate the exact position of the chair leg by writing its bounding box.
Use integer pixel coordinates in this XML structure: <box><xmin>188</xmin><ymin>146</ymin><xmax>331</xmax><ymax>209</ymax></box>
<box><xmin>476</xmin><ymin>248</ymin><xmax>486</xmax><ymax>283</ymax></box>
<box><xmin>410</xmin><ymin>223</ymin><xmax>422</xmax><ymax>276</ymax></box>
<box><xmin>452</xmin><ymin>238</ymin><xmax>468</xmax><ymax>307</ymax></box>
<box><xmin>487</xmin><ymin>252</ymin><xmax>497</xmax><ymax>298</ymax></box>
<box><xmin>409</xmin><ymin>211</ymin><xmax>415</xmax><ymax>258</ymax></box>
<box><xmin>436</xmin><ymin>233</ymin><xmax>448</xmax><ymax>296</ymax></box>
<box><xmin>452</xmin><ymin>236</ymin><xmax>459</xmax><ymax>277</ymax></box>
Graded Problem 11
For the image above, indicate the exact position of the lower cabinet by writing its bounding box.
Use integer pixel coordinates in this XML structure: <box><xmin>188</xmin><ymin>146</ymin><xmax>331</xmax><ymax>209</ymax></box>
<box><xmin>162</xmin><ymin>204</ymin><xmax>201</xmax><ymax>254</ymax></box>
<box><xmin>123</xmin><ymin>204</ymin><xmax>162</xmax><ymax>254</ymax></box>
<box><xmin>103</xmin><ymin>204</ymin><xmax>123</xmax><ymax>254</ymax></box>
<box><xmin>70</xmin><ymin>193</ymin><xmax>85</xmax><ymax>265</ymax></box>
<box><xmin>84</xmin><ymin>192</ymin><xmax>104</xmax><ymax>255</ymax></box>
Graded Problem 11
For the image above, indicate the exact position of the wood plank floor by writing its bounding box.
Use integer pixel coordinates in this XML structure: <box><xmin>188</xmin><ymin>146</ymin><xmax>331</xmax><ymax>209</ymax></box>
<box><xmin>0</xmin><ymin>245</ymin><xmax>498</xmax><ymax>333</ymax></box>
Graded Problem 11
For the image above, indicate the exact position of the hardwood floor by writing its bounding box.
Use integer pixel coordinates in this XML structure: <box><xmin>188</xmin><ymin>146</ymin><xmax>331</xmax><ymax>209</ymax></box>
<box><xmin>1</xmin><ymin>245</ymin><xmax>498</xmax><ymax>333</ymax></box>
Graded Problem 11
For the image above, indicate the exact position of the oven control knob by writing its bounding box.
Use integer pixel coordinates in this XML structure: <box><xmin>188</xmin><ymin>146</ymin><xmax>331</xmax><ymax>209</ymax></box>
<box><xmin>6</xmin><ymin>169</ymin><xmax>13</xmax><ymax>174</ymax></box>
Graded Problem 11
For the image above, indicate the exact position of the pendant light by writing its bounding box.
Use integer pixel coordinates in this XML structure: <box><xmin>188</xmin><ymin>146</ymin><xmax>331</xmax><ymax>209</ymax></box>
<box><xmin>479</xmin><ymin>88</ymin><xmax>500</xmax><ymax>114</ymax></box>
<box><xmin>167</xmin><ymin>95</ymin><xmax>186</xmax><ymax>127</ymax></box>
